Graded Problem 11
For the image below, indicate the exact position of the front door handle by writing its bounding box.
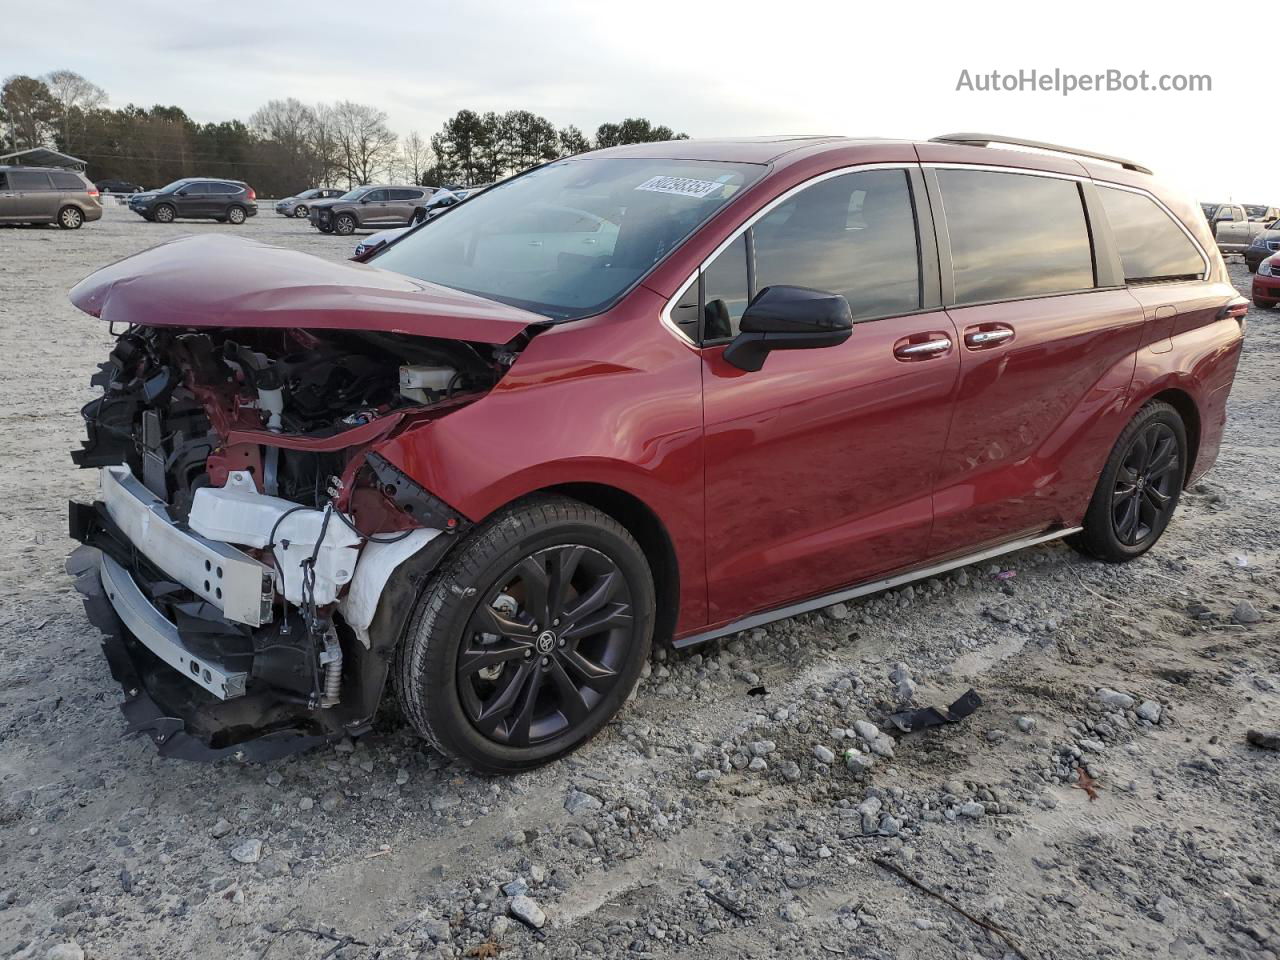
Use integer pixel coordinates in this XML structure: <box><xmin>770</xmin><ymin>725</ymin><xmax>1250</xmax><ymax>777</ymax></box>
<box><xmin>963</xmin><ymin>324</ymin><xmax>1015</xmax><ymax>350</ymax></box>
<box><xmin>893</xmin><ymin>336</ymin><xmax>953</xmax><ymax>361</ymax></box>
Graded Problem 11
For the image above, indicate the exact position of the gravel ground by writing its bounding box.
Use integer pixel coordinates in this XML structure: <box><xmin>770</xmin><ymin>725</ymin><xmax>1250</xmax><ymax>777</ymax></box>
<box><xmin>1</xmin><ymin>202</ymin><xmax>1277</xmax><ymax>960</ymax></box>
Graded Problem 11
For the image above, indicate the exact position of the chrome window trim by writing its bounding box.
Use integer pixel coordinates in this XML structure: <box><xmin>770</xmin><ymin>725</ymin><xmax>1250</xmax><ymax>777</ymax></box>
<box><xmin>658</xmin><ymin>159</ymin><xmax>1210</xmax><ymax>345</ymax></box>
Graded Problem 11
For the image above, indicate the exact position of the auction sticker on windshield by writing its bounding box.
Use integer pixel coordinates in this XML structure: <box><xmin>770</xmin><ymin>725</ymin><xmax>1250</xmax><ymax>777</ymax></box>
<box><xmin>634</xmin><ymin>175</ymin><xmax>727</xmax><ymax>199</ymax></box>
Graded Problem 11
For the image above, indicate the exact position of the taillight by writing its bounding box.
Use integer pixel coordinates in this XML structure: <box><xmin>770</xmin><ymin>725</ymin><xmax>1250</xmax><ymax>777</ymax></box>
<box><xmin>86</xmin><ymin>187</ymin><xmax>99</xmax><ymax>197</ymax></box>
<box><xmin>246</xmin><ymin>187</ymin><xmax>256</xmax><ymax>201</ymax></box>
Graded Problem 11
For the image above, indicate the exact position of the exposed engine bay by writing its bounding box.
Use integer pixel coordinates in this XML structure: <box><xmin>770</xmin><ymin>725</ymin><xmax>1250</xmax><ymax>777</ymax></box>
<box><xmin>67</xmin><ymin>323</ymin><xmax>525</xmax><ymax>759</ymax></box>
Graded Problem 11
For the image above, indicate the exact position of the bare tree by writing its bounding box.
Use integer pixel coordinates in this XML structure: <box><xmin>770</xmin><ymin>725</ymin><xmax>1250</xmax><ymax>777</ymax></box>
<box><xmin>399</xmin><ymin>129</ymin><xmax>429</xmax><ymax>184</ymax></box>
<box><xmin>331</xmin><ymin>101</ymin><xmax>398</xmax><ymax>186</ymax></box>
<box><xmin>249</xmin><ymin>98</ymin><xmax>320</xmax><ymax>190</ymax></box>
<box><xmin>43</xmin><ymin>69</ymin><xmax>106</xmax><ymax>151</ymax></box>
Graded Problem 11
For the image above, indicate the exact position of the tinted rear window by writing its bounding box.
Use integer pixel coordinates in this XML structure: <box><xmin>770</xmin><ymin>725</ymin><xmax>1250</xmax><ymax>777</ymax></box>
<box><xmin>51</xmin><ymin>172</ymin><xmax>86</xmax><ymax>190</ymax></box>
<box><xmin>938</xmin><ymin>169</ymin><xmax>1095</xmax><ymax>304</ymax></box>
<box><xmin>1098</xmin><ymin>186</ymin><xmax>1205</xmax><ymax>283</ymax></box>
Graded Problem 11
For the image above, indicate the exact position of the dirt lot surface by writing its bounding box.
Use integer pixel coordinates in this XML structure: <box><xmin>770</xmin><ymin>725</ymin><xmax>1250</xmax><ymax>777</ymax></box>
<box><xmin>1</xmin><ymin>203</ymin><xmax>1277</xmax><ymax>960</ymax></box>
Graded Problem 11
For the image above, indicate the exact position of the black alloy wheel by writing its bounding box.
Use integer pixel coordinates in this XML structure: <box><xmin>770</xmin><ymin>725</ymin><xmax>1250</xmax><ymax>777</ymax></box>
<box><xmin>1111</xmin><ymin>421</ymin><xmax>1180</xmax><ymax>546</ymax></box>
<box><xmin>458</xmin><ymin>545</ymin><xmax>634</xmax><ymax>748</ymax></box>
<box><xmin>395</xmin><ymin>495</ymin><xmax>655</xmax><ymax>773</ymax></box>
<box><xmin>1069</xmin><ymin>400</ymin><xmax>1187</xmax><ymax>562</ymax></box>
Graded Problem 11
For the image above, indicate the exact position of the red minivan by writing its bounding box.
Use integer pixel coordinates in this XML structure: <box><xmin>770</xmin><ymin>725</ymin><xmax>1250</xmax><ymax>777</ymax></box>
<box><xmin>67</xmin><ymin>134</ymin><xmax>1245</xmax><ymax>770</ymax></box>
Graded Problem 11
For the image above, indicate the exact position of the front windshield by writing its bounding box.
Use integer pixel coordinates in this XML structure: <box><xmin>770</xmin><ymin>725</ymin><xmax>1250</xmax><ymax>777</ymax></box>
<box><xmin>370</xmin><ymin>158</ymin><xmax>764</xmax><ymax>320</ymax></box>
<box><xmin>337</xmin><ymin>187</ymin><xmax>368</xmax><ymax>201</ymax></box>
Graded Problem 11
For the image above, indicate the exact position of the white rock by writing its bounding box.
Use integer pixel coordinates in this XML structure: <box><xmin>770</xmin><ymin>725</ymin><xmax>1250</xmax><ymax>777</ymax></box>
<box><xmin>853</xmin><ymin>720</ymin><xmax>880</xmax><ymax>742</ymax></box>
<box><xmin>230</xmin><ymin>838</ymin><xmax>263</xmax><ymax>864</ymax></box>
<box><xmin>812</xmin><ymin>744</ymin><xmax>835</xmax><ymax>764</ymax></box>
<box><xmin>46</xmin><ymin>945</ymin><xmax>84</xmax><ymax>960</ymax></box>
<box><xmin>564</xmin><ymin>789</ymin><xmax>603</xmax><ymax>815</ymax></box>
<box><xmin>509</xmin><ymin>894</ymin><xmax>546</xmax><ymax>929</ymax></box>
<box><xmin>959</xmin><ymin>801</ymin><xmax>985</xmax><ymax>819</ymax></box>
<box><xmin>1095</xmin><ymin>688</ymin><xmax>1134</xmax><ymax>710</ymax></box>
<box><xmin>1136</xmin><ymin>700</ymin><xmax>1162</xmax><ymax>723</ymax></box>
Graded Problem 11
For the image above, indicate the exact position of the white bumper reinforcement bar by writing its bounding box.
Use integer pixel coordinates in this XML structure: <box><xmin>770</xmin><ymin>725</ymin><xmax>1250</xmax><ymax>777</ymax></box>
<box><xmin>100</xmin><ymin>552</ymin><xmax>248</xmax><ymax>699</ymax></box>
<box><xmin>100</xmin><ymin>465</ymin><xmax>274</xmax><ymax>627</ymax></box>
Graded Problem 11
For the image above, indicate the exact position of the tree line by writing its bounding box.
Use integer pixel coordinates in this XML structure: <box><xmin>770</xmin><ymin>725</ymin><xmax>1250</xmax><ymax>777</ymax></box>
<box><xmin>0</xmin><ymin>70</ymin><xmax>688</xmax><ymax>196</ymax></box>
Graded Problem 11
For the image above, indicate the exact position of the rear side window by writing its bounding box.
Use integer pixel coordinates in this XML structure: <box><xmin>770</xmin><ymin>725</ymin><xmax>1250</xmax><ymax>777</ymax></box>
<box><xmin>684</xmin><ymin>168</ymin><xmax>922</xmax><ymax>342</ymax></box>
<box><xmin>51</xmin><ymin>172</ymin><xmax>86</xmax><ymax>190</ymax></box>
<box><xmin>212</xmin><ymin>182</ymin><xmax>240</xmax><ymax>193</ymax></box>
<box><xmin>389</xmin><ymin>189</ymin><xmax>420</xmax><ymax>201</ymax></box>
<box><xmin>1098</xmin><ymin>186</ymin><xmax>1205</xmax><ymax>283</ymax></box>
<box><xmin>937</xmin><ymin>169</ymin><xmax>1095</xmax><ymax>304</ymax></box>
<box><xmin>9</xmin><ymin>170</ymin><xmax>53</xmax><ymax>190</ymax></box>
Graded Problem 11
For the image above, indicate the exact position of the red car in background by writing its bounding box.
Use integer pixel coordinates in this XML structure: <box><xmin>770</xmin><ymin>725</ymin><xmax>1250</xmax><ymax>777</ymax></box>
<box><xmin>1253</xmin><ymin>252</ymin><xmax>1280</xmax><ymax>308</ymax></box>
<box><xmin>67</xmin><ymin>134</ymin><xmax>1245</xmax><ymax>771</ymax></box>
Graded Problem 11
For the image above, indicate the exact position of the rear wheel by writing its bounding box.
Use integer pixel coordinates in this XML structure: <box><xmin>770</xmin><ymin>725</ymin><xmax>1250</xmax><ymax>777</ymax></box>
<box><xmin>395</xmin><ymin>496</ymin><xmax>654</xmax><ymax>774</ymax></box>
<box><xmin>293</xmin><ymin>204</ymin><xmax>309</xmax><ymax>218</ymax></box>
<box><xmin>333</xmin><ymin>212</ymin><xmax>356</xmax><ymax>236</ymax></box>
<box><xmin>1255</xmin><ymin>297</ymin><xmax>1278</xmax><ymax>309</ymax></box>
<box><xmin>57</xmin><ymin>206</ymin><xmax>84</xmax><ymax>229</ymax></box>
<box><xmin>1069</xmin><ymin>401</ymin><xmax>1186</xmax><ymax>562</ymax></box>
<box><xmin>227</xmin><ymin>205</ymin><xmax>247</xmax><ymax>225</ymax></box>
<box><xmin>153</xmin><ymin>204</ymin><xmax>176</xmax><ymax>223</ymax></box>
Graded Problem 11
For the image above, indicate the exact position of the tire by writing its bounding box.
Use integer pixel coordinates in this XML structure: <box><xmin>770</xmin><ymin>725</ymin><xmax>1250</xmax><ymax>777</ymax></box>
<box><xmin>153</xmin><ymin>204</ymin><xmax>176</xmax><ymax>224</ymax></box>
<box><xmin>57</xmin><ymin>206</ymin><xmax>84</xmax><ymax>229</ymax></box>
<box><xmin>395</xmin><ymin>495</ymin><xmax>655</xmax><ymax>774</ymax></box>
<box><xmin>293</xmin><ymin>205</ymin><xmax>308</xmax><ymax>218</ymax></box>
<box><xmin>1255</xmin><ymin>297</ymin><xmax>1278</xmax><ymax>310</ymax></box>
<box><xmin>1247</xmin><ymin>263</ymin><xmax>1257</xmax><ymax>274</ymax></box>
<box><xmin>227</xmin><ymin>205</ymin><xmax>247</xmax><ymax>225</ymax></box>
<box><xmin>332</xmin><ymin>212</ymin><xmax>356</xmax><ymax>236</ymax></box>
<box><xmin>317</xmin><ymin>224</ymin><xmax>333</xmax><ymax>234</ymax></box>
<box><xmin>1068</xmin><ymin>401</ymin><xmax>1187</xmax><ymax>563</ymax></box>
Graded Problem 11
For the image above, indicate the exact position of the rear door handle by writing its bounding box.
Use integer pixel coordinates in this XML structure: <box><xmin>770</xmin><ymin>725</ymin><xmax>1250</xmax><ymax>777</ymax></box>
<box><xmin>893</xmin><ymin>336</ymin><xmax>952</xmax><ymax>361</ymax></box>
<box><xmin>963</xmin><ymin>324</ymin><xmax>1015</xmax><ymax>350</ymax></box>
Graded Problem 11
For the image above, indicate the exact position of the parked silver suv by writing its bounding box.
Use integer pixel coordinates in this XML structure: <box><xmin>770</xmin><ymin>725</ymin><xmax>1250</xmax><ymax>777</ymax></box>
<box><xmin>308</xmin><ymin>184</ymin><xmax>434</xmax><ymax>235</ymax></box>
<box><xmin>0</xmin><ymin>166</ymin><xmax>103</xmax><ymax>229</ymax></box>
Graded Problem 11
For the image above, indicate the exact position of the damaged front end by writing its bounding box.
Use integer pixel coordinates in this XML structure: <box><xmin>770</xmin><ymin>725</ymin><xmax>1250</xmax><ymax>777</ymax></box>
<box><xmin>67</xmin><ymin>316</ymin><xmax>521</xmax><ymax>761</ymax></box>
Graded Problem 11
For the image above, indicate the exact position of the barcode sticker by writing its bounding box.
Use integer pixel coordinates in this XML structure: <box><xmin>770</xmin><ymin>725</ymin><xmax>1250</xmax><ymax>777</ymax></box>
<box><xmin>634</xmin><ymin>176</ymin><xmax>725</xmax><ymax>199</ymax></box>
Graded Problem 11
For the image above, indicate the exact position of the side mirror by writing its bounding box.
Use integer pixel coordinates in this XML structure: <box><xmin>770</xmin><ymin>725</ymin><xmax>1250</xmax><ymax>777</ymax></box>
<box><xmin>722</xmin><ymin>285</ymin><xmax>853</xmax><ymax>372</ymax></box>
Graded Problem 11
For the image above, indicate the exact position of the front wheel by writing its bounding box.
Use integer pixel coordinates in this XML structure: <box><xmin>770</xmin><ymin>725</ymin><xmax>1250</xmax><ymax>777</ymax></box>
<box><xmin>395</xmin><ymin>496</ymin><xmax>655</xmax><ymax>774</ymax></box>
<box><xmin>1247</xmin><ymin>262</ymin><xmax>1258</xmax><ymax>274</ymax></box>
<box><xmin>1069</xmin><ymin>401</ymin><xmax>1187</xmax><ymax>562</ymax></box>
<box><xmin>153</xmin><ymin>204</ymin><xmax>176</xmax><ymax>223</ymax></box>
<box><xmin>293</xmin><ymin>205</ymin><xmax>308</xmax><ymax>218</ymax></box>
<box><xmin>332</xmin><ymin>213</ymin><xmax>356</xmax><ymax>236</ymax></box>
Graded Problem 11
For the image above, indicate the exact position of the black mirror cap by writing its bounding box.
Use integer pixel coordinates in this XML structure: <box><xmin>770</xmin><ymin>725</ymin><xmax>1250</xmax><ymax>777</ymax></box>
<box><xmin>739</xmin><ymin>285</ymin><xmax>853</xmax><ymax>336</ymax></box>
<box><xmin>723</xmin><ymin>286</ymin><xmax>853</xmax><ymax>373</ymax></box>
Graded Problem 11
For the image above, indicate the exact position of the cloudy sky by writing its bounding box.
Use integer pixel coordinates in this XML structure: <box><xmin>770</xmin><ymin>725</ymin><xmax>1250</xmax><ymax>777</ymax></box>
<box><xmin>4</xmin><ymin>0</ymin><xmax>1265</xmax><ymax>202</ymax></box>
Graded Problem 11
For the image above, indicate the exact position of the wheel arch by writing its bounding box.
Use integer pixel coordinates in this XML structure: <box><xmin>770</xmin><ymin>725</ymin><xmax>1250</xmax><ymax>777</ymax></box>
<box><xmin>1142</xmin><ymin>387</ymin><xmax>1201</xmax><ymax>486</ymax></box>
<box><xmin>538</xmin><ymin>482</ymin><xmax>680</xmax><ymax>647</ymax></box>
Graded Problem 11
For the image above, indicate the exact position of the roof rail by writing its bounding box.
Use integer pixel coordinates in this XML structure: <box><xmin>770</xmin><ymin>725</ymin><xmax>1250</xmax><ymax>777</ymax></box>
<box><xmin>928</xmin><ymin>133</ymin><xmax>1152</xmax><ymax>176</ymax></box>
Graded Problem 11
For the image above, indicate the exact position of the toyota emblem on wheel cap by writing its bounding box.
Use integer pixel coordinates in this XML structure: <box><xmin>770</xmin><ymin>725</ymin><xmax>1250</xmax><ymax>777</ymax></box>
<box><xmin>536</xmin><ymin>630</ymin><xmax>557</xmax><ymax>654</ymax></box>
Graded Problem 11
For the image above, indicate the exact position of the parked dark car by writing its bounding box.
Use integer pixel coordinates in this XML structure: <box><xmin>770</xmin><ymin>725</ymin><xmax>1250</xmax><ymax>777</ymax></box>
<box><xmin>1245</xmin><ymin>220</ymin><xmax>1280</xmax><ymax>272</ymax></box>
<box><xmin>95</xmin><ymin>179</ymin><xmax>142</xmax><ymax>194</ymax></box>
<box><xmin>66</xmin><ymin>134</ymin><xmax>1244</xmax><ymax>772</ymax></box>
<box><xmin>128</xmin><ymin>178</ymin><xmax>257</xmax><ymax>224</ymax></box>
<box><xmin>0</xmin><ymin>165</ymin><xmax>102</xmax><ymax>228</ymax></box>
<box><xmin>275</xmin><ymin>188</ymin><xmax>344</xmax><ymax>219</ymax></box>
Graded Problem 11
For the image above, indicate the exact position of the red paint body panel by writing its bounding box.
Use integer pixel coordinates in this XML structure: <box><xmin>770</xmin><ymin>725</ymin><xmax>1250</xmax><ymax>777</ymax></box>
<box><xmin>700</xmin><ymin>311</ymin><xmax>959</xmax><ymax>623</ymax></box>
<box><xmin>929</xmin><ymin>290</ymin><xmax>1146</xmax><ymax>555</ymax></box>
<box><xmin>69</xmin><ymin>234</ymin><xmax>543</xmax><ymax>344</ymax></box>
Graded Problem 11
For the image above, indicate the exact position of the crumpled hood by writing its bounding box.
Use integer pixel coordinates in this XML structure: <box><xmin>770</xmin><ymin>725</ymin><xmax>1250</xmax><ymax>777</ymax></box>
<box><xmin>69</xmin><ymin>234</ymin><xmax>548</xmax><ymax>344</ymax></box>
